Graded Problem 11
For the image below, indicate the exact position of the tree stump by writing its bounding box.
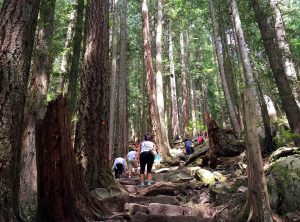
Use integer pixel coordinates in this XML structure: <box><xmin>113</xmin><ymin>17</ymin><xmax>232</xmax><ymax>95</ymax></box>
<box><xmin>36</xmin><ymin>96</ymin><xmax>111</xmax><ymax>221</ymax></box>
<box><xmin>201</xmin><ymin>112</ymin><xmax>245</xmax><ymax>168</ymax></box>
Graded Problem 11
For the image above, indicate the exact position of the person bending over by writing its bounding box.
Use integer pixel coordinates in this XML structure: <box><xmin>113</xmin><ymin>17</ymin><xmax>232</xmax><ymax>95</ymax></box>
<box><xmin>137</xmin><ymin>135</ymin><xmax>156</xmax><ymax>186</ymax></box>
<box><xmin>127</xmin><ymin>149</ymin><xmax>137</xmax><ymax>178</ymax></box>
<box><xmin>112</xmin><ymin>157</ymin><xmax>127</xmax><ymax>179</ymax></box>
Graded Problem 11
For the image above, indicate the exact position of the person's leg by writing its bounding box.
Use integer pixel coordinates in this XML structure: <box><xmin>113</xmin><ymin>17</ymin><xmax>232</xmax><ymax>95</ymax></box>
<box><xmin>116</xmin><ymin>163</ymin><xmax>123</xmax><ymax>178</ymax></box>
<box><xmin>140</xmin><ymin>152</ymin><xmax>147</xmax><ymax>185</ymax></box>
<box><xmin>146</xmin><ymin>153</ymin><xmax>155</xmax><ymax>185</ymax></box>
<box><xmin>128</xmin><ymin>161</ymin><xmax>133</xmax><ymax>178</ymax></box>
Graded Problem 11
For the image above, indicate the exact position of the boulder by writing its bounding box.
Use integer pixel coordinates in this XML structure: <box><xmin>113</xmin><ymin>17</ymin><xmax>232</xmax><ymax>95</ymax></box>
<box><xmin>148</xmin><ymin>203</ymin><xmax>183</xmax><ymax>216</ymax></box>
<box><xmin>128</xmin><ymin>195</ymin><xmax>180</xmax><ymax>205</ymax></box>
<box><xmin>131</xmin><ymin>213</ymin><xmax>201</xmax><ymax>222</ymax></box>
<box><xmin>127</xmin><ymin>203</ymin><xmax>148</xmax><ymax>215</ymax></box>
<box><xmin>169</xmin><ymin>172</ymin><xmax>194</xmax><ymax>183</ymax></box>
<box><xmin>267</xmin><ymin>154</ymin><xmax>300</xmax><ymax>213</ymax></box>
<box><xmin>195</xmin><ymin>169</ymin><xmax>216</xmax><ymax>186</ymax></box>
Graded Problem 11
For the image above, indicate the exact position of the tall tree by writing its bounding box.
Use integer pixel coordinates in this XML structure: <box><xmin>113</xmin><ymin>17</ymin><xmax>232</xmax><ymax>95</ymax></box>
<box><xmin>168</xmin><ymin>25</ymin><xmax>180</xmax><ymax>139</ymax></box>
<box><xmin>118</xmin><ymin>0</ymin><xmax>128</xmax><ymax>157</ymax></box>
<box><xmin>19</xmin><ymin>0</ymin><xmax>56</xmax><ymax>219</ymax></box>
<box><xmin>142</xmin><ymin>0</ymin><xmax>170</xmax><ymax>160</ymax></box>
<box><xmin>252</xmin><ymin>0</ymin><xmax>300</xmax><ymax>145</ymax></box>
<box><xmin>156</xmin><ymin>0</ymin><xmax>170</xmax><ymax>149</ymax></box>
<box><xmin>0</xmin><ymin>0</ymin><xmax>41</xmax><ymax>219</ymax></box>
<box><xmin>109</xmin><ymin>0</ymin><xmax>118</xmax><ymax>162</ymax></box>
<box><xmin>75</xmin><ymin>0</ymin><xmax>115</xmax><ymax>189</ymax></box>
<box><xmin>209</xmin><ymin>0</ymin><xmax>241</xmax><ymax>137</ymax></box>
<box><xmin>180</xmin><ymin>31</ymin><xmax>189</xmax><ymax>136</ymax></box>
<box><xmin>190</xmin><ymin>78</ymin><xmax>197</xmax><ymax>136</ymax></box>
<box><xmin>230</xmin><ymin>0</ymin><xmax>274</xmax><ymax>152</ymax></box>
<box><xmin>66</xmin><ymin>0</ymin><xmax>85</xmax><ymax>114</ymax></box>
<box><xmin>270</xmin><ymin>0</ymin><xmax>300</xmax><ymax>100</ymax></box>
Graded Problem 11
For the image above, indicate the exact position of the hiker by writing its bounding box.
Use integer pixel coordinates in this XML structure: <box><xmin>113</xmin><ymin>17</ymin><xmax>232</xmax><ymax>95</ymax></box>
<box><xmin>127</xmin><ymin>149</ymin><xmax>138</xmax><ymax>178</ymax></box>
<box><xmin>197</xmin><ymin>135</ymin><xmax>204</xmax><ymax>144</ymax></box>
<box><xmin>137</xmin><ymin>134</ymin><xmax>156</xmax><ymax>186</ymax></box>
<box><xmin>112</xmin><ymin>157</ymin><xmax>127</xmax><ymax>179</ymax></box>
<box><xmin>184</xmin><ymin>138</ymin><xmax>194</xmax><ymax>155</ymax></box>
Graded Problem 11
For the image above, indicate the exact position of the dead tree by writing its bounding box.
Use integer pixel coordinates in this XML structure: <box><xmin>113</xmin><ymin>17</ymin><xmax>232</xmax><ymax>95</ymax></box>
<box><xmin>202</xmin><ymin>112</ymin><xmax>245</xmax><ymax>168</ymax></box>
<box><xmin>36</xmin><ymin>96</ymin><xmax>111</xmax><ymax>222</ymax></box>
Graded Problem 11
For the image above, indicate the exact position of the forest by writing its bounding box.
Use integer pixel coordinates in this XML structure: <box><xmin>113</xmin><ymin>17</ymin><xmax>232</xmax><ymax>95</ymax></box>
<box><xmin>0</xmin><ymin>0</ymin><xmax>300</xmax><ymax>221</ymax></box>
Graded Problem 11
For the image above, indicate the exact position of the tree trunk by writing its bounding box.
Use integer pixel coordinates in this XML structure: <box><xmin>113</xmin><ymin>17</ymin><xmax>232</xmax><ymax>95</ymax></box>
<box><xmin>142</xmin><ymin>0</ymin><xmax>170</xmax><ymax>160</ymax></box>
<box><xmin>270</xmin><ymin>0</ymin><xmax>300</xmax><ymax>101</ymax></box>
<box><xmin>66</xmin><ymin>0</ymin><xmax>84</xmax><ymax>114</ymax></box>
<box><xmin>168</xmin><ymin>25</ymin><xmax>180</xmax><ymax>139</ymax></box>
<box><xmin>75</xmin><ymin>0</ymin><xmax>115</xmax><ymax>189</ymax></box>
<box><xmin>19</xmin><ymin>0</ymin><xmax>56</xmax><ymax>219</ymax></box>
<box><xmin>252</xmin><ymin>0</ymin><xmax>300</xmax><ymax>146</ymax></box>
<box><xmin>155</xmin><ymin>0</ymin><xmax>170</xmax><ymax>150</ymax></box>
<box><xmin>36</xmin><ymin>96</ymin><xmax>110</xmax><ymax>221</ymax></box>
<box><xmin>201</xmin><ymin>112</ymin><xmax>245</xmax><ymax>168</ymax></box>
<box><xmin>230</xmin><ymin>0</ymin><xmax>274</xmax><ymax>151</ymax></box>
<box><xmin>209</xmin><ymin>0</ymin><xmax>241</xmax><ymax>137</ymax></box>
<box><xmin>238</xmin><ymin>88</ymin><xmax>273</xmax><ymax>222</ymax></box>
<box><xmin>56</xmin><ymin>6</ymin><xmax>77</xmax><ymax>94</ymax></box>
<box><xmin>108</xmin><ymin>0</ymin><xmax>118</xmax><ymax>162</ymax></box>
<box><xmin>0</xmin><ymin>0</ymin><xmax>40</xmax><ymax>220</ymax></box>
<box><xmin>180</xmin><ymin>32</ymin><xmax>189</xmax><ymax>136</ymax></box>
<box><xmin>118</xmin><ymin>0</ymin><xmax>128</xmax><ymax>157</ymax></box>
<box><xmin>190</xmin><ymin>78</ymin><xmax>197</xmax><ymax>137</ymax></box>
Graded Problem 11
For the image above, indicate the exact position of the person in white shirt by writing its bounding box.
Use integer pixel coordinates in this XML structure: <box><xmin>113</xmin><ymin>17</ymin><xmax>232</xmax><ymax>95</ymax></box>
<box><xmin>137</xmin><ymin>134</ymin><xmax>157</xmax><ymax>186</ymax></box>
<box><xmin>112</xmin><ymin>157</ymin><xmax>127</xmax><ymax>179</ymax></box>
<box><xmin>127</xmin><ymin>149</ymin><xmax>137</xmax><ymax>178</ymax></box>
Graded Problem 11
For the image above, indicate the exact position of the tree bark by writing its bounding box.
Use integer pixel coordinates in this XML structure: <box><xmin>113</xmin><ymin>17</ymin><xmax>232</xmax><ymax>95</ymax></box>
<box><xmin>238</xmin><ymin>88</ymin><xmax>273</xmax><ymax>222</ymax></box>
<box><xmin>142</xmin><ymin>0</ymin><xmax>170</xmax><ymax>160</ymax></box>
<box><xmin>118</xmin><ymin>0</ymin><xmax>128</xmax><ymax>157</ymax></box>
<box><xmin>209</xmin><ymin>0</ymin><xmax>241</xmax><ymax>137</ymax></box>
<box><xmin>252</xmin><ymin>0</ymin><xmax>300</xmax><ymax>146</ymax></box>
<box><xmin>270</xmin><ymin>0</ymin><xmax>300</xmax><ymax>101</ymax></box>
<box><xmin>156</xmin><ymin>0</ymin><xmax>170</xmax><ymax>150</ymax></box>
<box><xmin>168</xmin><ymin>25</ymin><xmax>180</xmax><ymax>139</ymax></box>
<box><xmin>0</xmin><ymin>0</ymin><xmax>40</xmax><ymax>220</ymax></box>
<box><xmin>36</xmin><ymin>96</ymin><xmax>110</xmax><ymax>222</ymax></box>
<box><xmin>66</xmin><ymin>0</ymin><xmax>85</xmax><ymax>114</ymax></box>
<box><xmin>180</xmin><ymin>32</ymin><xmax>189</xmax><ymax>136</ymax></box>
<box><xmin>19</xmin><ymin>0</ymin><xmax>56</xmax><ymax>219</ymax></box>
<box><xmin>108</xmin><ymin>0</ymin><xmax>118</xmax><ymax>162</ymax></box>
<box><xmin>190</xmin><ymin>78</ymin><xmax>197</xmax><ymax>137</ymax></box>
<box><xmin>75</xmin><ymin>0</ymin><xmax>115</xmax><ymax>189</ymax></box>
<box><xmin>230</xmin><ymin>0</ymin><xmax>274</xmax><ymax>151</ymax></box>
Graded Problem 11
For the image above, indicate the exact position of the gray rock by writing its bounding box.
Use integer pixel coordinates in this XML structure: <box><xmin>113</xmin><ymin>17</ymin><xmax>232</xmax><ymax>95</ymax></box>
<box><xmin>169</xmin><ymin>172</ymin><xmax>194</xmax><ymax>183</ymax></box>
<box><xmin>267</xmin><ymin>154</ymin><xmax>300</xmax><ymax>213</ymax></box>
<box><xmin>148</xmin><ymin>203</ymin><xmax>183</xmax><ymax>216</ymax></box>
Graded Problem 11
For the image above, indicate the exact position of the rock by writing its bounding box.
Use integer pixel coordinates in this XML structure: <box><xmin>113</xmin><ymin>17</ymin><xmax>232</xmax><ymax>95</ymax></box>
<box><xmin>237</xmin><ymin>186</ymin><xmax>248</xmax><ymax>193</ymax></box>
<box><xmin>267</xmin><ymin>154</ymin><xmax>300</xmax><ymax>213</ymax></box>
<box><xmin>195</xmin><ymin>169</ymin><xmax>216</xmax><ymax>186</ymax></box>
<box><xmin>155</xmin><ymin>168</ymin><xmax>171</xmax><ymax>174</ymax></box>
<box><xmin>128</xmin><ymin>195</ymin><xmax>180</xmax><ymax>205</ymax></box>
<box><xmin>186</xmin><ymin>166</ymin><xmax>201</xmax><ymax>176</ymax></box>
<box><xmin>169</xmin><ymin>172</ymin><xmax>194</xmax><ymax>183</ymax></box>
<box><xmin>197</xmin><ymin>192</ymin><xmax>211</xmax><ymax>204</ymax></box>
<box><xmin>104</xmin><ymin>196</ymin><xmax>126</xmax><ymax>212</ymax></box>
<box><xmin>131</xmin><ymin>213</ymin><xmax>201</xmax><ymax>222</ymax></box>
<box><xmin>127</xmin><ymin>203</ymin><xmax>148</xmax><ymax>215</ymax></box>
<box><xmin>212</xmin><ymin>171</ymin><xmax>226</xmax><ymax>182</ymax></box>
<box><xmin>91</xmin><ymin>188</ymin><xmax>110</xmax><ymax>199</ymax></box>
<box><xmin>148</xmin><ymin>203</ymin><xmax>183</xmax><ymax>216</ymax></box>
<box><xmin>123</xmin><ymin>185</ymin><xmax>138</xmax><ymax>194</ymax></box>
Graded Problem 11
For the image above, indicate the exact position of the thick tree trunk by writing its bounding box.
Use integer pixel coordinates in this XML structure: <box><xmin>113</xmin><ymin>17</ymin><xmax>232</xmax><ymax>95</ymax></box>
<box><xmin>75</xmin><ymin>0</ymin><xmax>115</xmax><ymax>189</ymax></box>
<box><xmin>180</xmin><ymin>32</ymin><xmax>189</xmax><ymax>136</ymax></box>
<box><xmin>36</xmin><ymin>97</ymin><xmax>110</xmax><ymax>222</ymax></box>
<box><xmin>0</xmin><ymin>0</ymin><xmax>40</xmax><ymax>220</ymax></box>
<box><xmin>118</xmin><ymin>0</ymin><xmax>128</xmax><ymax>157</ymax></box>
<box><xmin>66</xmin><ymin>0</ymin><xmax>84</xmax><ymax>114</ymax></box>
<box><xmin>109</xmin><ymin>0</ymin><xmax>118</xmax><ymax>162</ymax></box>
<box><xmin>142</xmin><ymin>0</ymin><xmax>170</xmax><ymax>160</ymax></box>
<box><xmin>156</xmin><ymin>0</ymin><xmax>170</xmax><ymax>150</ymax></box>
<box><xmin>19</xmin><ymin>0</ymin><xmax>56</xmax><ymax>219</ymax></box>
<box><xmin>230</xmin><ymin>0</ymin><xmax>274</xmax><ymax>151</ymax></box>
<box><xmin>168</xmin><ymin>25</ymin><xmax>180</xmax><ymax>139</ymax></box>
<box><xmin>252</xmin><ymin>0</ymin><xmax>300</xmax><ymax>146</ymax></box>
<box><xmin>238</xmin><ymin>88</ymin><xmax>273</xmax><ymax>222</ymax></box>
<box><xmin>270</xmin><ymin>0</ymin><xmax>300</xmax><ymax>101</ymax></box>
<box><xmin>209</xmin><ymin>0</ymin><xmax>241</xmax><ymax>137</ymax></box>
